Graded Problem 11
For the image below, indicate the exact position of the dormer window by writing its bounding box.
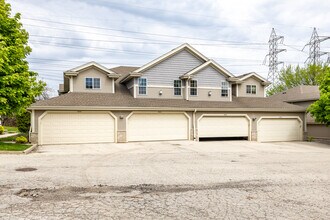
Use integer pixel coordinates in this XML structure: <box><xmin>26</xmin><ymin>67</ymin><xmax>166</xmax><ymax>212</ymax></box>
<box><xmin>246</xmin><ymin>85</ymin><xmax>257</xmax><ymax>94</ymax></box>
<box><xmin>190</xmin><ymin>80</ymin><xmax>197</xmax><ymax>96</ymax></box>
<box><xmin>85</xmin><ymin>78</ymin><xmax>100</xmax><ymax>89</ymax></box>
<box><xmin>221</xmin><ymin>81</ymin><xmax>229</xmax><ymax>97</ymax></box>
<box><xmin>138</xmin><ymin>78</ymin><xmax>147</xmax><ymax>95</ymax></box>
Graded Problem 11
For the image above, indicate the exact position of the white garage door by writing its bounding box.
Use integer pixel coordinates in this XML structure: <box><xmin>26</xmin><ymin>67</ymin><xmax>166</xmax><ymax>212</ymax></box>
<box><xmin>40</xmin><ymin>112</ymin><xmax>115</xmax><ymax>145</ymax></box>
<box><xmin>258</xmin><ymin>117</ymin><xmax>302</xmax><ymax>142</ymax></box>
<box><xmin>127</xmin><ymin>113</ymin><xmax>189</xmax><ymax>142</ymax></box>
<box><xmin>198</xmin><ymin>116</ymin><xmax>250</xmax><ymax>139</ymax></box>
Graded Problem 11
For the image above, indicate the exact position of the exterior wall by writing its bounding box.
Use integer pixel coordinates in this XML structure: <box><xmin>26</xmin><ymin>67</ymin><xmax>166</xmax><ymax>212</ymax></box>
<box><xmin>72</xmin><ymin>68</ymin><xmax>114</xmax><ymax>93</ymax></box>
<box><xmin>307</xmin><ymin>124</ymin><xmax>330</xmax><ymax>139</ymax></box>
<box><xmin>33</xmin><ymin>110</ymin><xmax>46</xmax><ymax>133</ymax></box>
<box><xmin>141</xmin><ymin>49</ymin><xmax>204</xmax><ymax>86</ymax></box>
<box><xmin>191</xmin><ymin>66</ymin><xmax>227</xmax><ymax>87</ymax></box>
<box><xmin>64</xmin><ymin>77</ymin><xmax>70</xmax><ymax>93</ymax></box>
<box><xmin>232</xmin><ymin>84</ymin><xmax>237</xmax><ymax>96</ymax></box>
<box><xmin>237</xmin><ymin>77</ymin><xmax>265</xmax><ymax>98</ymax></box>
<box><xmin>136</xmin><ymin>86</ymin><xmax>185</xmax><ymax>99</ymax></box>
<box><xmin>188</xmin><ymin>88</ymin><xmax>231</xmax><ymax>101</ymax></box>
<box><xmin>32</xmin><ymin>109</ymin><xmax>304</xmax><ymax>145</ymax></box>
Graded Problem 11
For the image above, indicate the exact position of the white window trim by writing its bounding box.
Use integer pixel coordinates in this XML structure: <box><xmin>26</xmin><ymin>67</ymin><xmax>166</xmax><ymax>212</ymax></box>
<box><xmin>173</xmin><ymin>80</ymin><xmax>182</xmax><ymax>96</ymax></box>
<box><xmin>246</xmin><ymin>84</ymin><xmax>257</xmax><ymax>95</ymax></box>
<box><xmin>220</xmin><ymin>81</ymin><xmax>229</xmax><ymax>97</ymax></box>
<box><xmin>190</xmin><ymin>79</ymin><xmax>198</xmax><ymax>96</ymax></box>
<box><xmin>138</xmin><ymin>78</ymin><xmax>148</xmax><ymax>95</ymax></box>
<box><xmin>85</xmin><ymin>77</ymin><xmax>101</xmax><ymax>90</ymax></box>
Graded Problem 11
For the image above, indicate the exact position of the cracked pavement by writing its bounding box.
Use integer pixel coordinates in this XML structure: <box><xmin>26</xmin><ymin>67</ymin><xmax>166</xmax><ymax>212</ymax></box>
<box><xmin>0</xmin><ymin>141</ymin><xmax>329</xmax><ymax>219</ymax></box>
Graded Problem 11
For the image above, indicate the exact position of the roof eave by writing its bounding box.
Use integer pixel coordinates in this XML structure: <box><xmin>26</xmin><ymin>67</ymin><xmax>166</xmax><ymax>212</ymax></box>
<box><xmin>28</xmin><ymin>105</ymin><xmax>305</xmax><ymax>112</ymax></box>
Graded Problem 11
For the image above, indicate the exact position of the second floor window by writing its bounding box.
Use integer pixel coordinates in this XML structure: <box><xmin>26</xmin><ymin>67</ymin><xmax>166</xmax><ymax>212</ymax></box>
<box><xmin>138</xmin><ymin>78</ymin><xmax>147</xmax><ymax>95</ymax></box>
<box><xmin>246</xmin><ymin>85</ymin><xmax>256</xmax><ymax>94</ymax></box>
<box><xmin>174</xmin><ymin>80</ymin><xmax>182</xmax><ymax>96</ymax></box>
<box><xmin>221</xmin><ymin>81</ymin><xmax>229</xmax><ymax>97</ymax></box>
<box><xmin>190</xmin><ymin>80</ymin><xmax>197</xmax><ymax>96</ymax></box>
<box><xmin>85</xmin><ymin>78</ymin><xmax>100</xmax><ymax>89</ymax></box>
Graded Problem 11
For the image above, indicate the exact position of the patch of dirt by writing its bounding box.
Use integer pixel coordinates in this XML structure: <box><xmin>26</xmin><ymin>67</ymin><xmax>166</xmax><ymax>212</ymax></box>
<box><xmin>15</xmin><ymin>180</ymin><xmax>268</xmax><ymax>202</ymax></box>
<box><xmin>15</xmin><ymin>167</ymin><xmax>37</xmax><ymax>172</ymax></box>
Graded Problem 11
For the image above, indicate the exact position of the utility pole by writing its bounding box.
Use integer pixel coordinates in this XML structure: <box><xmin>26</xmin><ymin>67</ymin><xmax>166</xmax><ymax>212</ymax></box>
<box><xmin>264</xmin><ymin>28</ymin><xmax>286</xmax><ymax>87</ymax></box>
<box><xmin>303</xmin><ymin>27</ymin><xmax>330</xmax><ymax>64</ymax></box>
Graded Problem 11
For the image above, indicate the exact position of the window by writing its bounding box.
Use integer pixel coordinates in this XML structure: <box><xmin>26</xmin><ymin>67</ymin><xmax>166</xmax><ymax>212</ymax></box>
<box><xmin>85</xmin><ymin>78</ymin><xmax>100</xmax><ymax>89</ymax></box>
<box><xmin>221</xmin><ymin>81</ymin><xmax>229</xmax><ymax>97</ymax></box>
<box><xmin>190</xmin><ymin>80</ymin><xmax>197</xmax><ymax>96</ymax></box>
<box><xmin>174</xmin><ymin>80</ymin><xmax>182</xmax><ymax>96</ymax></box>
<box><xmin>138</xmin><ymin>78</ymin><xmax>147</xmax><ymax>95</ymax></box>
<box><xmin>246</xmin><ymin>85</ymin><xmax>257</xmax><ymax>94</ymax></box>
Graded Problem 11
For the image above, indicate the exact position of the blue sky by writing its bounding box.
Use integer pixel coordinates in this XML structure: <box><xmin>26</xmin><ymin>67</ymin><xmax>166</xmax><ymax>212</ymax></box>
<box><xmin>7</xmin><ymin>0</ymin><xmax>330</xmax><ymax>95</ymax></box>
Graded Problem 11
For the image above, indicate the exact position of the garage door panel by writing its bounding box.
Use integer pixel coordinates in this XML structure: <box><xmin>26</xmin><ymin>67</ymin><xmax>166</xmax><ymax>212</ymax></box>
<box><xmin>127</xmin><ymin>113</ymin><xmax>189</xmax><ymax>142</ymax></box>
<box><xmin>198</xmin><ymin>116</ymin><xmax>249</xmax><ymax>138</ymax></box>
<box><xmin>258</xmin><ymin>118</ymin><xmax>302</xmax><ymax>142</ymax></box>
<box><xmin>40</xmin><ymin>112</ymin><xmax>115</xmax><ymax>145</ymax></box>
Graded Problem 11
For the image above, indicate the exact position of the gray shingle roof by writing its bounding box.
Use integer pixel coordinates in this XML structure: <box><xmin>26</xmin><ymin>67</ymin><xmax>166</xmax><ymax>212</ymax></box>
<box><xmin>269</xmin><ymin>85</ymin><xmax>320</xmax><ymax>102</ymax></box>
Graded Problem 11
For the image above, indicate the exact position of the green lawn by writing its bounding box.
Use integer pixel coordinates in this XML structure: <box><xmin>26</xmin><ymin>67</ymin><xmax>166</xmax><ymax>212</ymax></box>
<box><xmin>0</xmin><ymin>133</ymin><xmax>28</xmax><ymax>141</ymax></box>
<box><xmin>0</xmin><ymin>142</ymin><xmax>31</xmax><ymax>151</ymax></box>
<box><xmin>4</xmin><ymin>126</ymin><xmax>19</xmax><ymax>133</ymax></box>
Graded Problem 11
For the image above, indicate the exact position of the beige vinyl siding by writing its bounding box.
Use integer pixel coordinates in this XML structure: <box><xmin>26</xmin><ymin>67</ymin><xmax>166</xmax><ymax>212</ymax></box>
<box><xmin>127</xmin><ymin>112</ymin><xmax>189</xmax><ymax>142</ymax></box>
<box><xmin>72</xmin><ymin>68</ymin><xmax>114</xmax><ymax>93</ymax></box>
<box><xmin>141</xmin><ymin>49</ymin><xmax>204</xmax><ymax>86</ymax></box>
<box><xmin>188</xmin><ymin>88</ymin><xmax>231</xmax><ymax>101</ymax></box>
<box><xmin>237</xmin><ymin>77</ymin><xmax>265</xmax><ymax>97</ymax></box>
<box><xmin>191</xmin><ymin>66</ymin><xmax>227</xmax><ymax>87</ymax></box>
<box><xmin>307</xmin><ymin>124</ymin><xmax>330</xmax><ymax>139</ymax></box>
<box><xmin>257</xmin><ymin>118</ymin><xmax>302</xmax><ymax>142</ymax></box>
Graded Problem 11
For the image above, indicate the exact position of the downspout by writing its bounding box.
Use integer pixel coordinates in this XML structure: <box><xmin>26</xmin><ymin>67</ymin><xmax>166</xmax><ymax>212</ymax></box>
<box><xmin>193</xmin><ymin>109</ymin><xmax>197</xmax><ymax>140</ymax></box>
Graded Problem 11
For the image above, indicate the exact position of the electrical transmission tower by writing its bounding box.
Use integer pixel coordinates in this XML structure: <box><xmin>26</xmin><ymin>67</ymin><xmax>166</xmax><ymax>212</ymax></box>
<box><xmin>303</xmin><ymin>27</ymin><xmax>330</xmax><ymax>64</ymax></box>
<box><xmin>264</xmin><ymin>28</ymin><xmax>286</xmax><ymax>86</ymax></box>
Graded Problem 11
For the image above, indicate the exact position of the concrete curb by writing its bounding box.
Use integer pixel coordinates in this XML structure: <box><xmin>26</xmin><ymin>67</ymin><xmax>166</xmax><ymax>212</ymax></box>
<box><xmin>0</xmin><ymin>144</ymin><xmax>38</xmax><ymax>155</ymax></box>
<box><xmin>23</xmin><ymin>144</ymin><xmax>38</xmax><ymax>154</ymax></box>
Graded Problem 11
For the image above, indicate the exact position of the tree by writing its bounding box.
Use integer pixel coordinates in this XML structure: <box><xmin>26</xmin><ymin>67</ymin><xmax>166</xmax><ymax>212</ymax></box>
<box><xmin>308</xmin><ymin>68</ymin><xmax>330</xmax><ymax>126</ymax></box>
<box><xmin>0</xmin><ymin>0</ymin><xmax>45</xmax><ymax>116</ymax></box>
<box><xmin>267</xmin><ymin>64</ymin><xmax>329</xmax><ymax>96</ymax></box>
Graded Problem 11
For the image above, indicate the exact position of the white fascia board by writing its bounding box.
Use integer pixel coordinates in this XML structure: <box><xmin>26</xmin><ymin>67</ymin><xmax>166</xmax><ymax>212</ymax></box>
<box><xmin>182</xmin><ymin>60</ymin><xmax>234</xmax><ymax>78</ymax></box>
<box><xmin>239</xmin><ymin>72</ymin><xmax>270</xmax><ymax>84</ymax></box>
<box><xmin>64</xmin><ymin>61</ymin><xmax>119</xmax><ymax>77</ymax></box>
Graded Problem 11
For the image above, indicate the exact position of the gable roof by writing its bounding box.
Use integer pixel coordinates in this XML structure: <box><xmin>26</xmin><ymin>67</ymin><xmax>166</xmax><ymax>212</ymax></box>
<box><xmin>120</xmin><ymin>43</ymin><xmax>209</xmax><ymax>83</ymax></box>
<box><xmin>269</xmin><ymin>85</ymin><xmax>320</xmax><ymax>102</ymax></box>
<box><xmin>237</xmin><ymin>72</ymin><xmax>271</xmax><ymax>85</ymax></box>
<box><xmin>181</xmin><ymin>59</ymin><xmax>234</xmax><ymax>79</ymax></box>
<box><xmin>64</xmin><ymin>61</ymin><xmax>120</xmax><ymax>78</ymax></box>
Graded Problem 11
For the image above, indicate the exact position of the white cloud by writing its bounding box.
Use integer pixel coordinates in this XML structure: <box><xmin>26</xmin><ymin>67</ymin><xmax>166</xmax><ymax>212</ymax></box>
<box><xmin>7</xmin><ymin>0</ymin><xmax>330</xmax><ymax>92</ymax></box>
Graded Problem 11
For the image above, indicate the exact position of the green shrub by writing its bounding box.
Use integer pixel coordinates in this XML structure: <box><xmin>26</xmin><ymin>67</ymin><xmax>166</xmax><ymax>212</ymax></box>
<box><xmin>0</xmin><ymin>126</ymin><xmax>4</xmax><ymax>134</ymax></box>
<box><xmin>15</xmin><ymin>136</ymin><xmax>28</xmax><ymax>144</ymax></box>
<box><xmin>16</xmin><ymin>112</ymin><xmax>31</xmax><ymax>133</ymax></box>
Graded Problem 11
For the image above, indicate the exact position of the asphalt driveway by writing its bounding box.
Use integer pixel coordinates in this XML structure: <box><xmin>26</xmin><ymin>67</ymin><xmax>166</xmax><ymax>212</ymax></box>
<box><xmin>0</xmin><ymin>140</ymin><xmax>329</xmax><ymax>219</ymax></box>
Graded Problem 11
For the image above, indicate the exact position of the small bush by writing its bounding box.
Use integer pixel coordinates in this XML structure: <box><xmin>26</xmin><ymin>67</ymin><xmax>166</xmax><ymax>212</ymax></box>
<box><xmin>0</xmin><ymin>126</ymin><xmax>4</xmax><ymax>134</ymax></box>
<box><xmin>15</xmin><ymin>136</ymin><xmax>28</xmax><ymax>144</ymax></box>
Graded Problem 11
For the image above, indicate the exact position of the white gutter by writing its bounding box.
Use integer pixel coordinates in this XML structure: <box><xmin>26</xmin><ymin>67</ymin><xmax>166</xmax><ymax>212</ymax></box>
<box><xmin>28</xmin><ymin>106</ymin><xmax>305</xmax><ymax>112</ymax></box>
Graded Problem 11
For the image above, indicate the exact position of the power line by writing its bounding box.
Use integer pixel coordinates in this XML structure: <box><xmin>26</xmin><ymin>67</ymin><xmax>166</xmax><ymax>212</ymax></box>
<box><xmin>23</xmin><ymin>19</ymin><xmax>268</xmax><ymax>45</ymax></box>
